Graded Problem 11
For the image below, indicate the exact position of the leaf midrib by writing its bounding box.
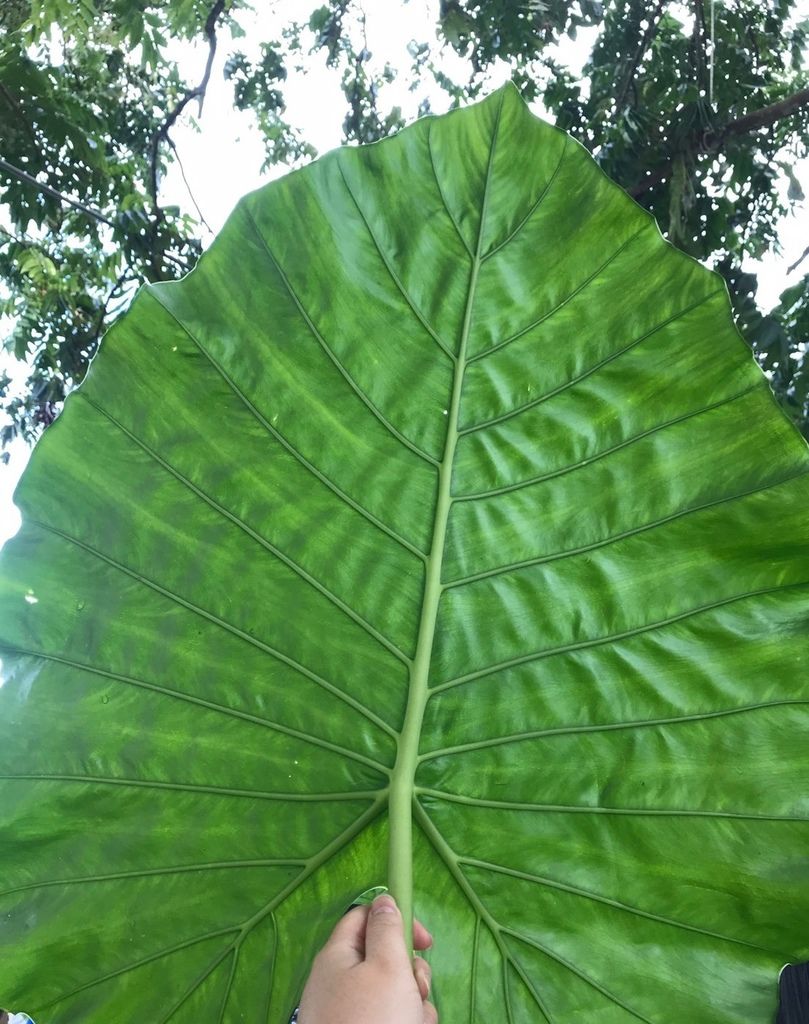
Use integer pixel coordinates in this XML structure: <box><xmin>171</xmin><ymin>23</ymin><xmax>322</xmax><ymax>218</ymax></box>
<box><xmin>386</xmin><ymin>92</ymin><xmax>506</xmax><ymax>946</ymax></box>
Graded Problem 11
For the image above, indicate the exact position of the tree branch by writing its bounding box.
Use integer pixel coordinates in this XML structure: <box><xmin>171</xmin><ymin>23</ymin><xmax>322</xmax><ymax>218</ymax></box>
<box><xmin>147</xmin><ymin>0</ymin><xmax>227</xmax><ymax>209</ymax></box>
<box><xmin>167</xmin><ymin>137</ymin><xmax>213</xmax><ymax>233</ymax></box>
<box><xmin>787</xmin><ymin>243</ymin><xmax>809</xmax><ymax>275</ymax></box>
<box><xmin>0</xmin><ymin>156</ymin><xmax>114</xmax><ymax>225</ymax></box>
<box><xmin>0</xmin><ymin>223</ymin><xmax>29</xmax><ymax>246</ymax></box>
<box><xmin>144</xmin><ymin>0</ymin><xmax>226</xmax><ymax>279</ymax></box>
<box><xmin>718</xmin><ymin>86</ymin><xmax>809</xmax><ymax>141</ymax></box>
<box><xmin>629</xmin><ymin>86</ymin><xmax>809</xmax><ymax>198</ymax></box>
<box><xmin>0</xmin><ymin>158</ymin><xmax>189</xmax><ymax>274</ymax></box>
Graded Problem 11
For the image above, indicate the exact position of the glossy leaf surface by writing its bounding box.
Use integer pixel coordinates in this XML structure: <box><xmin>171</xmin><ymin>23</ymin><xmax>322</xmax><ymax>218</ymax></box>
<box><xmin>2</xmin><ymin>85</ymin><xmax>809</xmax><ymax>1023</ymax></box>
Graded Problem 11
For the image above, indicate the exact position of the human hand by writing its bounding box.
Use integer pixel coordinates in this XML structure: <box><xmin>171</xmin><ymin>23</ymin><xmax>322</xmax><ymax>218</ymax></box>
<box><xmin>297</xmin><ymin>893</ymin><xmax>437</xmax><ymax>1024</ymax></box>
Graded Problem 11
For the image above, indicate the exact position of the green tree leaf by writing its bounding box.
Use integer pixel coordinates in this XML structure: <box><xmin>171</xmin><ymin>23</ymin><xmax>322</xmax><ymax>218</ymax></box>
<box><xmin>2</xmin><ymin>84</ymin><xmax>809</xmax><ymax>1023</ymax></box>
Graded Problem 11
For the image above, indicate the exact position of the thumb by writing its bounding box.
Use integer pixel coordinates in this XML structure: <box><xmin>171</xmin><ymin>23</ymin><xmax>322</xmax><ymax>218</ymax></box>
<box><xmin>364</xmin><ymin>893</ymin><xmax>410</xmax><ymax>968</ymax></box>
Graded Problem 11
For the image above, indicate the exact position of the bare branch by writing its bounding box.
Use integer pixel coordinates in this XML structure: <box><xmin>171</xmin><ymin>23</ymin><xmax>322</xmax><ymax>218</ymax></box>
<box><xmin>148</xmin><ymin>0</ymin><xmax>228</xmax><ymax>209</ymax></box>
<box><xmin>787</xmin><ymin>243</ymin><xmax>809</xmax><ymax>276</ymax></box>
<box><xmin>144</xmin><ymin>0</ymin><xmax>227</xmax><ymax>279</ymax></box>
<box><xmin>167</xmin><ymin>137</ymin><xmax>213</xmax><ymax>233</ymax></box>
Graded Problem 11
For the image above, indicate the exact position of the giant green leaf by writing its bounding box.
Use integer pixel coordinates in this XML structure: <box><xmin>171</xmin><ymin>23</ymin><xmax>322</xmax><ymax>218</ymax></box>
<box><xmin>2</xmin><ymin>84</ymin><xmax>808</xmax><ymax>1023</ymax></box>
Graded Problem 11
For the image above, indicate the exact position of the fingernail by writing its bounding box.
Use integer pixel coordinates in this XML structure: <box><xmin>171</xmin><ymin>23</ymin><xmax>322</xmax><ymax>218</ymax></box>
<box><xmin>371</xmin><ymin>894</ymin><xmax>398</xmax><ymax>914</ymax></box>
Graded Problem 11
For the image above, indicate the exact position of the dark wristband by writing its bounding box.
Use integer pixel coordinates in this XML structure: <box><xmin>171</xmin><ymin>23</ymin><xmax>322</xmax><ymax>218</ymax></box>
<box><xmin>776</xmin><ymin>962</ymin><xmax>809</xmax><ymax>1023</ymax></box>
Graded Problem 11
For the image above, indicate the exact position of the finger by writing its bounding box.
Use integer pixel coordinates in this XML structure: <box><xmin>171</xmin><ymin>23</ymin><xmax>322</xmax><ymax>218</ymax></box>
<box><xmin>413</xmin><ymin>956</ymin><xmax>432</xmax><ymax>1001</ymax></box>
<box><xmin>413</xmin><ymin>916</ymin><xmax>433</xmax><ymax>951</ymax></box>
<box><xmin>364</xmin><ymin>893</ymin><xmax>410</xmax><ymax>967</ymax></box>
<box><xmin>423</xmin><ymin>999</ymin><xmax>439</xmax><ymax>1024</ymax></box>
<box><xmin>322</xmin><ymin>904</ymin><xmax>370</xmax><ymax>964</ymax></box>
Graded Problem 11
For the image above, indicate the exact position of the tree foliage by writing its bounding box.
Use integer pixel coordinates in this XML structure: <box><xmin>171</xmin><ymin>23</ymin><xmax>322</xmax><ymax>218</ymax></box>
<box><xmin>1</xmin><ymin>0</ymin><xmax>808</xmax><ymax>449</ymax></box>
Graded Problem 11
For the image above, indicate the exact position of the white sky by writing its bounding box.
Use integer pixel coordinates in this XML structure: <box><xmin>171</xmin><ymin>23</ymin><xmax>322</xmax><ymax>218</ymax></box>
<box><xmin>1</xmin><ymin>0</ymin><xmax>808</xmax><ymax>548</ymax></box>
